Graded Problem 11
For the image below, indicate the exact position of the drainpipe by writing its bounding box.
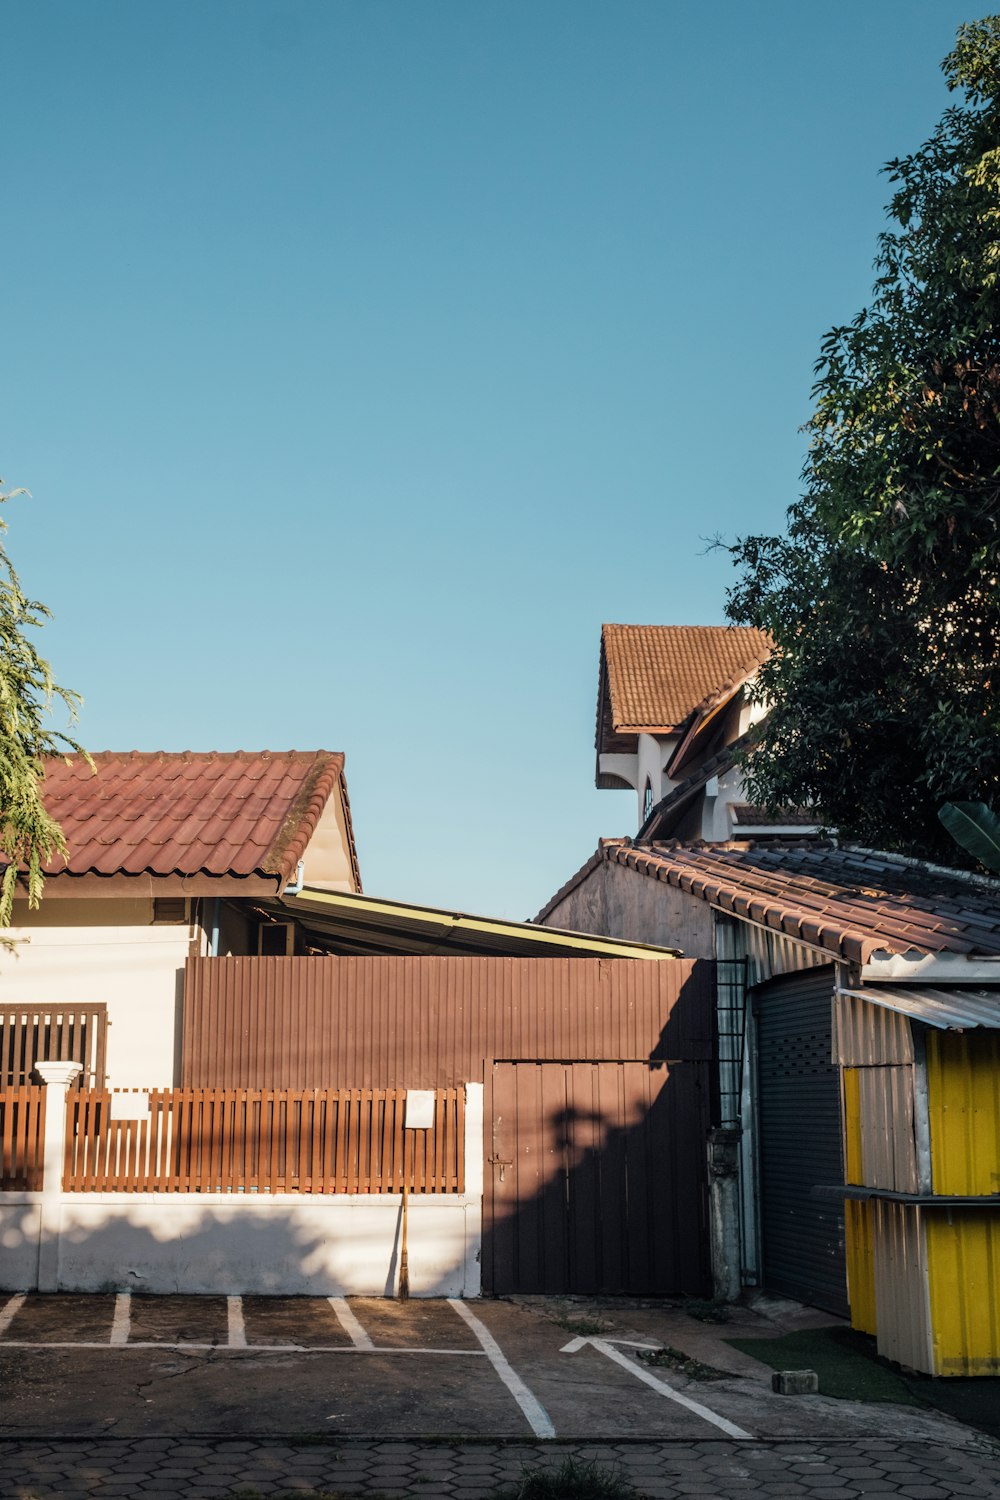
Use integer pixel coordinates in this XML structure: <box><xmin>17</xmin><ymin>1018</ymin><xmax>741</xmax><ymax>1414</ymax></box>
<box><xmin>283</xmin><ymin>860</ymin><xmax>305</xmax><ymax>897</ymax></box>
<box><xmin>209</xmin><ymin>898</ymin><xmax>221</xmax><ymax>957</ymax></box>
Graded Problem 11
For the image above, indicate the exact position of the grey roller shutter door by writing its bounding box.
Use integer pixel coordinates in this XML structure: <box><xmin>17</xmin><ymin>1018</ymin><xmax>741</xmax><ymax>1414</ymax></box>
<box><xmin>754</xmin><ymin>967</ymin><xmax>847</xmax><ymax>1315</ymax></box>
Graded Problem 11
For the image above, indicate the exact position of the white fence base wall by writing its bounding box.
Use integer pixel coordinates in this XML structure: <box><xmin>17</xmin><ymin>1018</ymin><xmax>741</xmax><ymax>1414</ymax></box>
<box><xmin>0</xmin><ymin>1199</ymin><xmax>42</xmax><ymax>1290</ymax></box>
<box><xmin>0</xmin><ymin>1191</ymin><xmax>482</xmax><ymax>1297</ymax></box>
<box><xmin>0</xmin><ymin>1081</ymin><xmax>485</xmax><ymax>1298</ymax></box>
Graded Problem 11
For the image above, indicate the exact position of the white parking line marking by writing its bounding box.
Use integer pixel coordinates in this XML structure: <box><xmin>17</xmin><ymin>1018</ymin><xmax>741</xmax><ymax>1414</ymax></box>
<box><xmin>110</xmin><ymin>1292</ymin><xmax>132</xmax><ymax>1346</ymax></box>
<box><xmin>562</xmin><ymin>1335</ymin><xmax>752</xmax><ymax>1439</ymax></box>
<box><xmin>0</xmin><ymin>1293</ymin><xmax>26</xmax><ymax>1336</ymax></box>
<box><xmin>447</xmin><ymin>1298</ymin><xmax>555</xmax><ymax>1440</ymax></box>
<box><xmin>328</xmin><ymin>1296</ymin><xmax>374</xmax><ymax>1350</ymax></box>
<box><xmin>227</xmin><ymin>1296</ymin><xmax>247</xmax><ymax>1348</ymax></box>
<box><xmin>0</xmin><ymin>1340</ymin><xmax>487</xmax><ymax>1353</ymax></box>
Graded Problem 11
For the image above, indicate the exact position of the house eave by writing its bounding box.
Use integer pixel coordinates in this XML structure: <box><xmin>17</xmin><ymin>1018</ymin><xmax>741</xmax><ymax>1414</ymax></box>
<box><xmin>19</xmin><ymin>872</ymin><xmax>283</xmax><ymax>899</ymax></box>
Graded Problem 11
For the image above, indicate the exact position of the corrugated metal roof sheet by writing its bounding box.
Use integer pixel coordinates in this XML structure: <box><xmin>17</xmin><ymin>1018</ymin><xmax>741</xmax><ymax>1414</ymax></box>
<box><xmin>838</xmin><ymin>985</ymin><xmax>1000</xmax><ymax>1031</ymax></box>
<box><xmin>537</xmin><ymin>841</ymin><xmax>1000</xmax><ymax>961</ymax></box>
<box><xmin>600</xmin><ymin>624</ymin><xmax>771</xmax><ymax>735</ymax></box>
<box><xmin>834</xmin><ymin>991</ymin><xmax>915</xmax><ymax>1065</ymax></box>
<box><xmin>20</xmin><ymin>750</ymin><xmax>348</xmax><ymax>882</ymax></box>
<box><xmin>280</xmin><ymin>887</ymin><xmax>682</xmax><ymax>959</ymax></box>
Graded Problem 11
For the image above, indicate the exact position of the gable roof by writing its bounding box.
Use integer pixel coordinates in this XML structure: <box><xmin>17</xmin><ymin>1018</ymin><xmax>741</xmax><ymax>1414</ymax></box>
<box><xmin>23</xmin><ymin>750</ymin><xmax>358</xmax><ymax>889</ymax></box>
<box><xmin>598</xmin><ymin>625</ymin><xmax>771</xmax><ymax>743</ymax></box>
<box><xmin>537</xmin><ymin>840</ymin><xmax>1000</xmax><ymax>964</ymax></box>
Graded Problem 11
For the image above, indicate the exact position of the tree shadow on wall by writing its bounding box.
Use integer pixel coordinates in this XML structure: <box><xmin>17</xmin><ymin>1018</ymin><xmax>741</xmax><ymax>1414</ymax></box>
<box><xmin>481</xmin><ymin>964</ymin><xmax>717</xmax><ymax>1297</ymax></box>
<box><xmin>0</xmin><ymin>1193</ymin><xmax>462</xmax><ymax>1301</ymax></box>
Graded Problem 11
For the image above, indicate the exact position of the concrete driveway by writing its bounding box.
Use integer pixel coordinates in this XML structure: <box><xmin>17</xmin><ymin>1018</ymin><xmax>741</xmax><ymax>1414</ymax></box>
<box><xmin>0</xmin><ymin>1289</ymin><xmax>984</xmax><ymax>1447</ymax></box>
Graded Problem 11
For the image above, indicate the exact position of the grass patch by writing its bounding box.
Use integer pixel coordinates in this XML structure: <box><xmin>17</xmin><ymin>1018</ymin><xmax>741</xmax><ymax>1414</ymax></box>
<box><xmin>727</xmin><ymin>1325</ymin><xmax>920</xmax><ymax>1404</ymax></box>
<box><xmin>486</xmin><ymin>1456</ymin><xmax>643</xmax><ymax>1498</ymax></box>
<box><xmin>679</xmin><ymin>1297</ymin><xmax>731</xmax><ymax>1324</ymax></box>
<box><xmin>231</xmin><ymin>1492</ymin><xmax>393</xmax><ymax>1499</ymax></box>
<box><xmin>637</xmin><ymin>1345</ymin><xmax>731</xmax><ymax>1381</ymax></box>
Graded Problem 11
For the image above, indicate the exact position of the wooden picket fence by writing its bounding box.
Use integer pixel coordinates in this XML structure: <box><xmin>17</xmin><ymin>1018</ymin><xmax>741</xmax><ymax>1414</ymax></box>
<box><xmin>62</xmin><ymin>1087</ymin><xmax>465</xmax><ymax>1194</ymax></box>
<box><xmin>0</xmin><ymin>1086</ymin><xmax>46</xmax><ymax>1190</ymax></box>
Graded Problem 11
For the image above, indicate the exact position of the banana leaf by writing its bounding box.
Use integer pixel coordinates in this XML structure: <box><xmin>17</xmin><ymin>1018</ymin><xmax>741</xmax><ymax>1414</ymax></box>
<box><xmin>938</xmin><ymin>801</ymin><xmax>1000</xmax><ymax>873</ymax></box>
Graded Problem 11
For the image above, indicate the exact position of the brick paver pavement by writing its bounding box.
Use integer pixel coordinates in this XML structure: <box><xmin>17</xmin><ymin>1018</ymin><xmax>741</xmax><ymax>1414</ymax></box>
<box><xmin>0</xmin><ymin>1437</ymin><xmax>997</xmax><ymax>1498</ymax></box>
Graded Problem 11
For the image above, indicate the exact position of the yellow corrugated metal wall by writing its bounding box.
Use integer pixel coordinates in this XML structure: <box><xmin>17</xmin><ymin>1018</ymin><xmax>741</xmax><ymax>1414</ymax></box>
<box><xmin>845</xmin><ymin>1199</ymin><xmax>877</xmax><ymax>1335</ymax></box>
<box><xmin>922</xmin><ymin>1031</ymin><xmax>1000</xmax><ymax>1374</ymax></box>
<box><xmin>842</xmin><ymin>1069</ymin><xmax>877</xmax><ymax>1334</ymax></box>
<box><xmin>926</xmin><ymin>1032</ymin><xmax>1000</xmax><ymax>1196</ymax></box>
<box><xmin>839</xmin><ymin>1015</ymin><xmax>1000</xmax><ymax>1374</ymax></box>
<box><xmin>926</xmin><ymin>1212</ymin><xmax>1000</xmax><ymax>1376</ymax></box>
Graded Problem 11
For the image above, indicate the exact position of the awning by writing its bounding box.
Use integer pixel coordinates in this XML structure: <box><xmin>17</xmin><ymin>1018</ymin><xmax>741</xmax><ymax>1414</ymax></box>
<box><xmin>837</xmin><ymin>984</ymin><xmax>1000</xmax><ymax>1031</ymax></box>
<box><xmin>274</xmin><ymin>886</ymin><xmax>682</xmax><ymax>960</ymax></box>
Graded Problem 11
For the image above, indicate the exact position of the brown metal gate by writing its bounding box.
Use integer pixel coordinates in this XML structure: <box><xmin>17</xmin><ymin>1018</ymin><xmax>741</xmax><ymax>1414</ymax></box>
<box><xmin>484</xmin><ymin>1060</ymin><xmax>710</xmax><ymax>1296</ymax></box>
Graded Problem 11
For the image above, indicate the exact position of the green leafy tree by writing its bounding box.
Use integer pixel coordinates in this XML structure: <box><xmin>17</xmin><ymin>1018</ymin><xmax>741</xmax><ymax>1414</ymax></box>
<box><xmin>727</xmin><ymin>17</ymin><xmax>1000</xmax><ymax>860</ymax></box>
<box><xmin>0</xmin><ymin>484</ymin><xmax>85</xmax><ymax>923</ymax></box>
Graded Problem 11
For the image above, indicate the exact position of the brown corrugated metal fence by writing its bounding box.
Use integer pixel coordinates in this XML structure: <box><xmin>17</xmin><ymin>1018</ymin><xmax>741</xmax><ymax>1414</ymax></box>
<box><xmin>486</xmin><ymin>1060</ymin><xmax>711</xmax><ymax>1294</ymax></box>
<box><xmin>180</xmin><ymin>955</ymin><xmax>714</xmax><ymax>1297</ymax></box>
<box><xmin>182</xmin><ymin>956</ymin><xmax>713</xmax><ymax>1088</ymax></box>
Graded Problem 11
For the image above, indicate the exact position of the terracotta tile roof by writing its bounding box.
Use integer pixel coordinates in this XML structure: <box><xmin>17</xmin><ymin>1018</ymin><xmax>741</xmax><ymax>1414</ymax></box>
<box><xmin>600</xmin><ymin>625</ymin><xmax>771</xmax><ymax>736</ymax></box>
<box><xmin>537</xmin><ymin>840</ymin><xmax>1000</xmax><ymax>962</ymax></box>
<box><xmin>731</xmin><ymin>804</ymin><xmax>818</xmax><ymax>828</ymax></box>
<box><xmin>23</xmin><ymin>750</ymin><xmax>349</xmax><ymax>883</ymax></box>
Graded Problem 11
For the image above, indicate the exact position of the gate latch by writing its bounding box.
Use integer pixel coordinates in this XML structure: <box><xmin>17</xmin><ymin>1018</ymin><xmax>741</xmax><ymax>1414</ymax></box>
<box><xmin>489</xmin><ymin>1154</ymin><xmax>513</xmax><ymax>1182</ymax></box>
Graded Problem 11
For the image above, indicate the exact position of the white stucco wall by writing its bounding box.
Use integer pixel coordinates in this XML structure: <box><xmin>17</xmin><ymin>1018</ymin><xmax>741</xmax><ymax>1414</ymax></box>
<box><xmin>699</xmin><ymin>765</ymin><xmax>745</xmax><ymax>841</ymax></box>
<box><xmin>0</xmin><ymin>899</ymin><xmax>196</xmax><ymax>1088</ymax></box>
<box><xmin>0</xmin><ymin>1084</ymin><xmax>485</xmax><ymax>1298</ymax></box>
<box><xmin>300</xmin><ymin>785</ymin><xmax>360</xmax><ymax>892</ymax></box>
<box><xmin>0</xmin><ymin>1192</ymin><xmax>481</xmax><ymax>1297</ymax></box>
<box><xmin>0</xmin><ymin>1199</ymin><xmax>41</xmax><ymax>1289</ymax></box>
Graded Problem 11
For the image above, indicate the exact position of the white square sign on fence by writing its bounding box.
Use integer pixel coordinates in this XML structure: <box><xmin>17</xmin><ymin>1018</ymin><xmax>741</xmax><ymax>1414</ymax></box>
<box><xmin>109</xmin><ymin>1092</ymin><xmax>150</xmax><ymax>1121</ymax></box>
<box><xmin>404</xmin><ymin>1090</ymin><xmax>435</xmax><ymax>1129</ymax></box>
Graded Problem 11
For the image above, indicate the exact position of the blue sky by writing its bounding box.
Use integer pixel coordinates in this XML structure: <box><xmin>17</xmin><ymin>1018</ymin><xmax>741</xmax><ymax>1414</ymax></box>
<box><xmin>2</xmin><ymin>0</ymin><xmax>979</xmax><ymax>917</ymax></box>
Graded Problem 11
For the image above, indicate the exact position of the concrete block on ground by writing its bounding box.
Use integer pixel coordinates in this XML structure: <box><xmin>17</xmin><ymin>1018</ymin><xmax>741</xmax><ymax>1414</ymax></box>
<box><xmin>771</xmin><ymin>1369</ymin><xmax>820</xmax><ymax>1395</ymax></box>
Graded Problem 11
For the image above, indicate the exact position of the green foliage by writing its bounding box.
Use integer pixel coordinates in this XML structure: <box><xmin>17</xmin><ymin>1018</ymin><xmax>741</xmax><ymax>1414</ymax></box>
<box><xmin>487</xmin><ymin>1456</ymin><xmax>641</xmax><ymax>1500</ymax></box>
<box><xmin>636</xmin><ymin>1345</ymin><xmax>730</xmax><ymax>1381</ymax></box>
<box><xmin>0</xmin><ymin>484</ymin><xmax>85</xmax><ymax>923</ymax></box>
<box><xmin>938</xmin><ymin>799</ymin><xmax>1000</xmax><ymax>871</ymax></box>
<box><xmin>726</xmin><ymin>18</ymin><xmax>1000</xmax><ymax>860</ymax></box>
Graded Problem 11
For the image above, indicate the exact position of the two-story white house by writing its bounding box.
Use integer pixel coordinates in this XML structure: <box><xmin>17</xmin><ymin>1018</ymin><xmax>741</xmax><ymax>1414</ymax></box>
<box><xmin>596</xmin><ymin>623</ymin><xmax>818</xmax><ymax>840</ymax></box>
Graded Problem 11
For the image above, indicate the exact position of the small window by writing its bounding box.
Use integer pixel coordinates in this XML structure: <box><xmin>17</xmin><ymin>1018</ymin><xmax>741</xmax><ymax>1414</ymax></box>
<box><xmin>258</xmin><ymin>921</ymin><xmax>295</xmax><ymax>957</ymax></box>
<box><xmin>152</xmin><ymin>897</ymin><xmax>187</xmax><ymax>924</ymax></box>
<box><xmin>643</xmin><ymin>779</ymin><xmax>654</xmax><ymax>820</ymax></box>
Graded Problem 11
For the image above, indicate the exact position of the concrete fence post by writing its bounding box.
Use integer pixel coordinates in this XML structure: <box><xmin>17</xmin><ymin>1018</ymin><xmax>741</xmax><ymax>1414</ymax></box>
<box><xmin>33</xmin><ymin>1061</ymin><xmax>82</xmax><ymax>1293</ymax></box>
<box><xmin>707</xmin><ymin>1126</ymin><xmax>743</xmax><ymax>1303</ymax></box>
<box><xmin>463</xmin><ymin>1082</ymin><xmax>484</xmax><ymax>1297</ymax></box>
